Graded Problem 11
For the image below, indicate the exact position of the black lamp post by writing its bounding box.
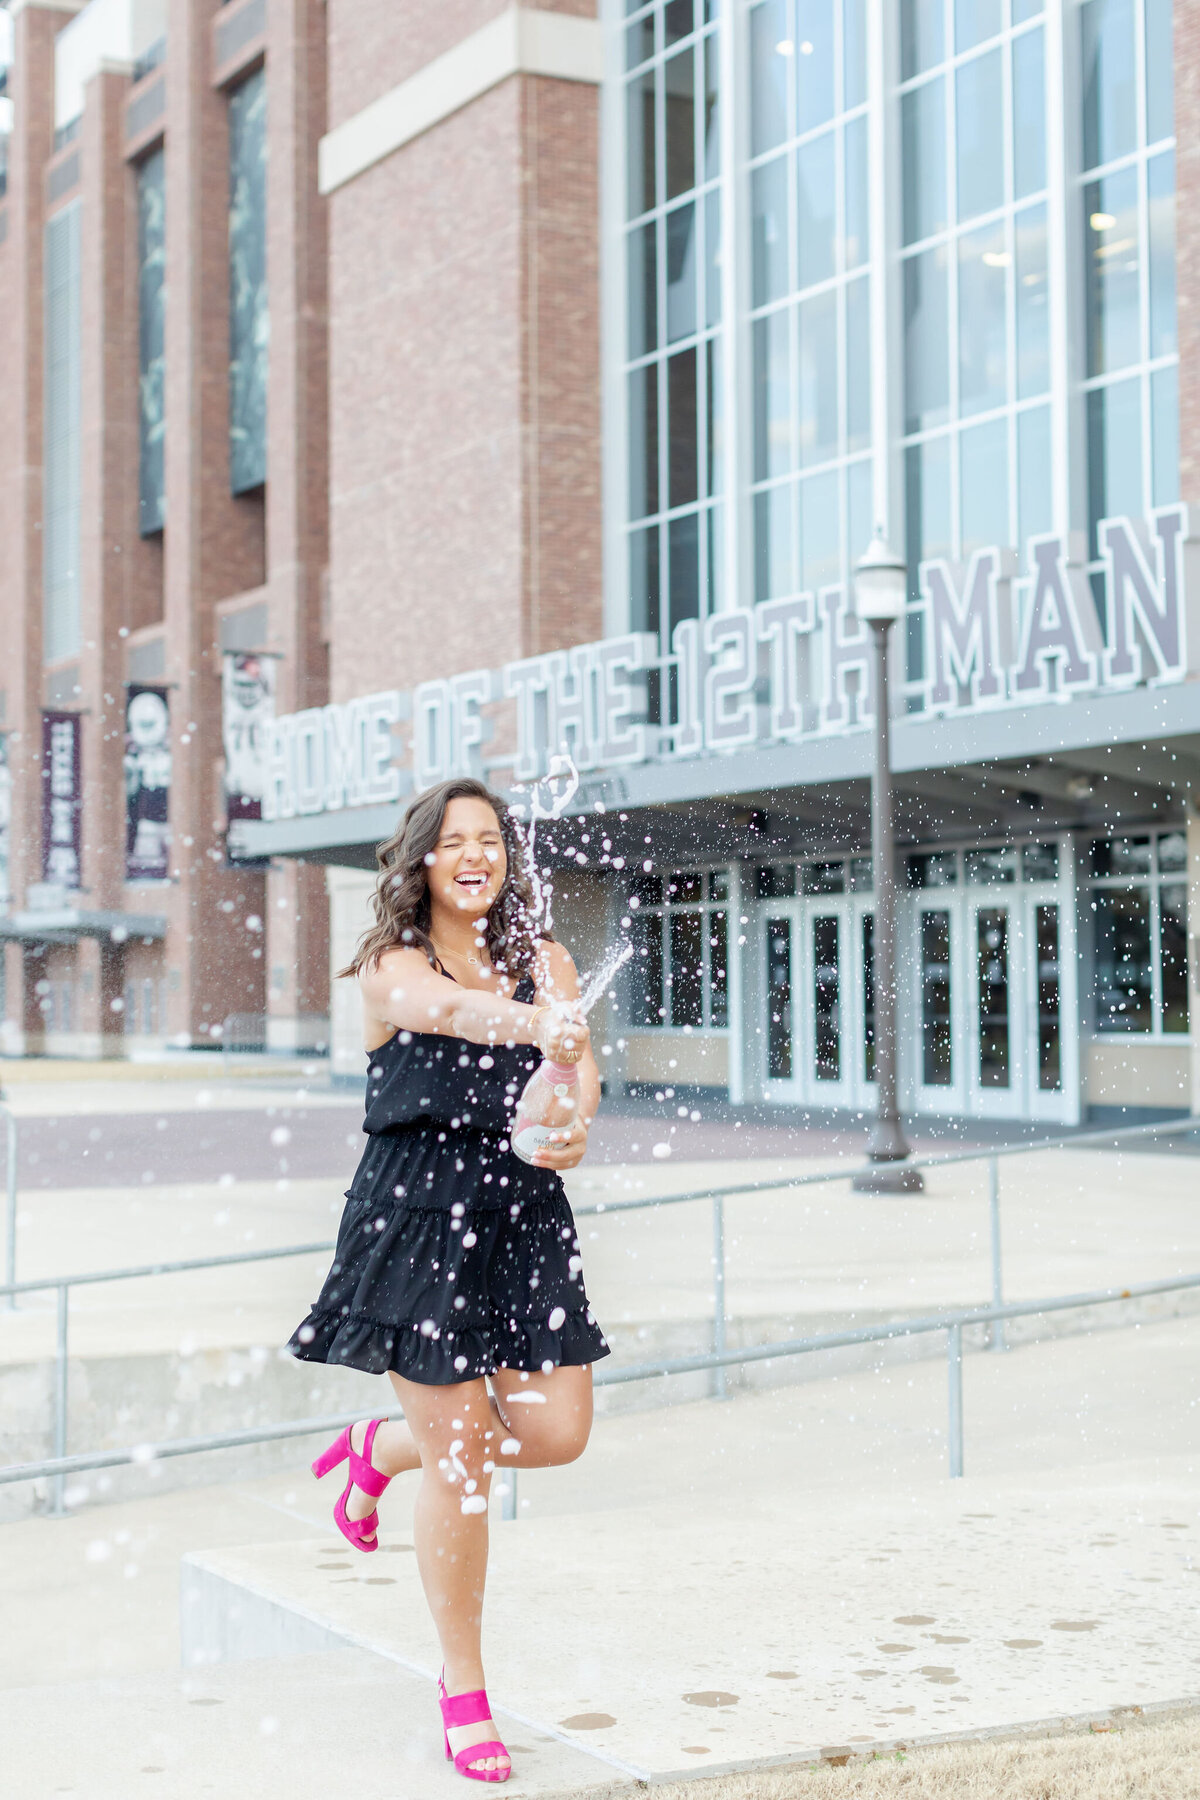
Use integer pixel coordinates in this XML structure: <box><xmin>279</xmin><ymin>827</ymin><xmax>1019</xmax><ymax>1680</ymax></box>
<box><xmin>851</xmin><ymin>533</ymin><xmax>924</xmax><ymax>1195</ymax></box>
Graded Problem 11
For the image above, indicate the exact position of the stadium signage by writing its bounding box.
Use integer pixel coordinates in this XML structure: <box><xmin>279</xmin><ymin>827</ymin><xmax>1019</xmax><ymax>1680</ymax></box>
<box><xmin>259</xmin><ymin>507</ymin><xmax>1193</xmax><ymax>818</ymax></box>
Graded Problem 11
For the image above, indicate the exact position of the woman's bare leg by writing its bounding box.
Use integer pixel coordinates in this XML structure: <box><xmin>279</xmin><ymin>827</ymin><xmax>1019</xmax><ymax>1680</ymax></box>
<box><xmin>388</xmin><ymin>1369</ymin><xmax>509</xmax><ymax>1776</ymax></box>
<box><xmin>487</xmin><ymin>1363</ymin><xmax>594</xmax><ymax>1469</ymax></box>
<box><xmin>342</xmin><ymin>1416</ymin><xmax>421</xmax><ymax>1524</ymax></box>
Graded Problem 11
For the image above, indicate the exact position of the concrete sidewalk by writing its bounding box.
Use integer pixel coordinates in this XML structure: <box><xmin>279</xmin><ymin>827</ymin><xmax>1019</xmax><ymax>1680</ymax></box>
<box><xmin>0</xmin><ymin>1317</ymin><xmax>1197</xmax><ymax>1793</ymax></box>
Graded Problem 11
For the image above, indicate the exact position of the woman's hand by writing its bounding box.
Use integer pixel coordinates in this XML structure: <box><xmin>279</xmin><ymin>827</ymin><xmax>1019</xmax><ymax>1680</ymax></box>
<box><xmin>534</xmin><ymin>1003</ymin><xmax>589</xmax><ymax>1065</ymax></box>
<box><xmin>531</xmin><ymin>1113</ymin><xmax>590</xmax><ymax>1171</ymax></box>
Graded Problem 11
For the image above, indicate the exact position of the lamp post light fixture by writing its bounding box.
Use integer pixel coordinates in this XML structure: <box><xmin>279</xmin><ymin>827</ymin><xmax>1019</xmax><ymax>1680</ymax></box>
<box><xmin>852</xmin><ymin>532</ymin><xmax>925</xmax><ymax>1195</ymax></box>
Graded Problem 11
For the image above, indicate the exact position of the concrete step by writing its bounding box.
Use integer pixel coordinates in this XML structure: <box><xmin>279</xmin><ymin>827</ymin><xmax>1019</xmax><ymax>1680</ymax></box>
<box><xmin>0</xmin><ymin>1651</ymin><xmax>627</xmax><ymax>1800</ymax></box>
<box><xmin>180</xmin><ymin>1471</ymin><xmax>1200</xmax><ymax>1784</ymax></box>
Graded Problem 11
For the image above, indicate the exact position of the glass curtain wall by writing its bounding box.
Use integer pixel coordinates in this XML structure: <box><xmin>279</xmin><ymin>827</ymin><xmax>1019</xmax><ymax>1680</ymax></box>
<box><xmin>900</xmin><ymin>0</ymin><xmax>1052</xmax><ymax>610</ymax></box>
<box><xmin>1080</xmin><ymin>0</ymin><xmax>1176</xmax><ymax>590</ymax></box>
<box><xmin>228</xmin><ymin>68</ymin><xmax>268</xmax><ymax>495</ymax></box>
<box><xmin>748</xmin><ymin>0</ymin><xmax>873</xmax><ymax>605</ymax></box>
<box><xmin>625</xmin><ymin>0</ymin><xmax>723</xmax><ymax>668</ymax></box>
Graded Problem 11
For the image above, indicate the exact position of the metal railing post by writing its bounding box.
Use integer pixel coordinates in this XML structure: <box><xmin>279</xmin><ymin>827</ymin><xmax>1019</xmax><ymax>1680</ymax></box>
<box><xmin>946</xmin><ymin>1322</ymin><xmax>964</xmax><ymax>1479</ymax></box>
<box><xmin>51</xmin><ymin>1284</ymin><xmax>69</xmax><ymax>1516</ymax></box>
<box><xmin>3</xmin><ymin>1108</ymin><xmax>15</xmax><ymax>1311</ymax></box>
<box><xmin>711</xmin><ymin>1194</ymin><xmax>728</xmax><ymax>1400</ymax></box>
<box><xmin>988</xmin><ymin>1155</ymin><xmax>1006</xmax><ymax>1353</ymax></box>
<box><xmin>499</xmin><ymin>1469</ymin><xmax>518</xmax><ymax>1521</ymax></box>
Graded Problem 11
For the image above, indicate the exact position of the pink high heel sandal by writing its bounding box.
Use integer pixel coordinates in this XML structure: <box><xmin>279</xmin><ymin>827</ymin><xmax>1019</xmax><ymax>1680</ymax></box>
<box><xmin>310</xmin><ymin>1418</ymin><xmax>391</xmax><ymax>1553</ymax></box>
<box><xmin>438</xmin><ymin>1671</ymin><xmax>512</xmax><ymax>1784</ymax></box>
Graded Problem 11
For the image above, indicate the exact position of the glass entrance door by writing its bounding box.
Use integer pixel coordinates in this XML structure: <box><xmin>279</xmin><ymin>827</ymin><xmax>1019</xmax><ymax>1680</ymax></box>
<box><xmin>762</xmin><ymin>901</ymin><xmax>875</xmax><ymax>1108</ymax></box>
<box><xmin>966</xmin><ymin>894</ymin><xmax>1066</xmax><ymax>1117</ymax></box>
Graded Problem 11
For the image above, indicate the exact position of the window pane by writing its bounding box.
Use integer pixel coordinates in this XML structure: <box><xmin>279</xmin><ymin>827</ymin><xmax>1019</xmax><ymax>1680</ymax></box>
<box><xmin>1087</xmin><ymin>378</ymin><xmax>1141</xmax><ymax>557</ymax></box>
<box><xmin>904</xmin><ymin>245</ymin><xmax>949</xmax><ymax>432</ymax></box>
<box><xmin>846</xmin><ymin>275</ymin><xmax>870</xmax><ymax>451</ymax></box>
<box><xmin>956</xmin><ymin>0</ymin><xmax>1001</xmax><ymax>51</ymax></box>
<box><xmin>632</xmin><ymin>911</ymin><xmax>665</xmax><ymax>1025</ymax></box>
<box><xmin>1148</xmin><ymin>151</ymin><xmax>1176</xmax><ymax>360</ymax></box>
<box><xmin>800</xmin><ymin>468</ymin><xmax>840</xmax><ymax>590</ymax></box>
<box><xmin>1091</xmin><ymin>835</ymin><xmax>1152</xmax><ymax>877</ymax></box>
<box><xmin>136</xmin><ymin>148</ymin><xmax>166</xmax><ymax>537</ymax></box>
<box><xmin>812</xmin><ymin>913</ymin><xmax>841</xmax><ymax>1079</ymax></box>
<box><xmin>628</xmin><ymin>221</ymin><xmax>658</xmax><ymax>358</ymax></box>
<box><xmin>1145</xmin><ymin>0</ymin><xmax>1173</xmax><ymax>143</ymax></box>
<box><xmin>1015</xmin><ymin>204</ymin><xmax>1049</xmax><ymax>398</ymax></box>
<box><xmin>1017</xmin><ymin>404</ymin><xmax>1052</xmax><ymax>554</ymax></box>
<box><xmin>843</xmin><ymin>0</ymin><xmax>867</xmax><ymax>108</ymax></box>
<box><xmin>705</xmin><ymin>188</ymin><xmax>722</xmax><ymax>325</ymax></box>
<box><xmin>1036</xmin><ymin>903</ymin><xmax>1061</xmax><ymax>1090</ymax></box>
<box><xmin>960</xmin><ymin>417</ymin><xmax>1009</xmax><ymax>556</ymax></box>
<box><xmin>1092</xmin><ymin>886</ymin><xmax>1152</xmax><ymax>1031</ymax></box>
<box><xmin>966</xmin><ymin>846</ymin><xmax>1017</xmax><ymax>883</ymax></box>
<box><xmin>1012</xmin><ymin>27</ymin><xmax>1046</xmax><ymax>199</ymax></box>
<box><xmin>754</xmin><ymin>482</ymin><xmax>797</xmax><ymax>600</ymax></box>
<box><xmin>798</xmin><ymin>288</ymin><xmax>838</xmax><ymax>465</ymax></box>
<box><xmin>757</xmin><ymin>862</ymin><xmax>797</xmax><ymax>898</ymax></box>
<box><xmin>626</xmin><ymin>14</ymin><xmax>655</xmax><ymax>69</ymax></box>
<box><xmin>630</xmin><ymin>522</ymin><xmax>661</xmax><ymax>639</ymax></box>
<box><xmin>750</xmin><ymin>0</ymin><xmax>791</xmax><ymax>157</ymax></box>
<box><xmin>910</xmin><ymin>851</ymin><xmax>958</xmax><ymax>887</ymax></box>
<box><xmin>628</xmin><ymin>365</ymin><xmax>659</xmax><ymax>518</ymax></box>
<box><xmin>796</xmin><ymin>0</ymin><xmax>835</xmax><ymax>134</ymax></box>
<box><xmin>766</xmin><ymin>918</ymin><xmax>793</xmax><ymax>1078</ymax></box>
<box><xmin>665</xmin><ymin>47</ymin><xmax>696</xmax><ymax>201</ymax></box>
<box><xmin>752</xmin><ymin>156</ymin><xmax>789</xmax><ymax>307</ymax></box>
<box><xmin>228</xmin><ymin>69</ymin><xmax>268</xmax><ymax>495</ymax></box>
<box><xmin>668</xmin><ymin>512</ymin><xmax>700</xmax><ymax>637</ymax></box>
<box><xmin>753</xmin><ymin>309</ymin><xmax>793</xmax><ymax>478</ymax></box>
<box><xmin>706</xmin><ymin>335</ymin><xmax>723</xmax><ymax>495</ymax></box>
<box><xmin>664</xmin><ymin>0</ymin><xmax>695</xmax><ymax>44</ymax></box>
<box><xmin>848</xmin><ymin>456</ymin><xmax>873</xmax><ymax>569</ymax></box>
<box><xmin>1161</xmin><ymin>884</ymin><xmax>1189</xmax><ymax>1033</ymax></box>
<box><xmin>901</xmin><ymin>0</ymin><xmax>944</xmax><ymax>79</ymax></box>
<box><xmin>702</xmin><ymin>42</ymin><xmax>719</xmax><ymax>182</ymax></box>
<box><xmin>921</xmin><ymin>910</ymin><xmax>954</xmax><ymax>1084</ymax></box>
<box><xmin>956</xmin><ymin>49</ymin><xmax>1003</xmax><ymax>223</ymax></box>
<box><xmin>902</xmin><ymin>77</ymin><xmax>946</xmax><ymax>246</ymax></box>
<box><xmin>708</xmin><ymin>869</ymin><xmax>731</xmax><ymax>901</ymax></box>
<box><xmin>632</xmin><ymin>869</ymin><xmax>665</xmax><ymax>904</ymax></box>
<box><xmin>797</xmin><ymin>130</ymin><xmax>836</xmax><ymax>289</ymax></box>
<box><xmin>1151</xmin><ymin>366</ymin><xmax>1179</xmax><ymax>507</ymax></box>
<box><xmin>976</xmin><ymin>908</ymin><xmax>1011</xmax><ymax>1087</ymax></box>
<box><xmin>668</xmin><ymin>347</ymin><xmax>699</xmax><ymax>506</ymax></box>
<box><xmin>843</xmin><ymin>114</ymin><xmax>868</xmax><ymax>270</ymax></box>
<box><xmin>666</xmin><ymin>202</ymin><xmax>698</xmax><ymax>342</ymax></box>
<box><xmin>1023</xmin><ymin>841</ymin><xmax>1059</xmax><ymax>881</ymax></box>
<box><xmin>862</xmin><ymin>912</ymin><xmax>875</xmax><ymax>1080</ymax></box>
<box><xmin>709</xmin><ymin>910</ymin><xmax>729</xmax><ymax>1027</ymax></box>
<box><xmin>802</xmin><ymin>859</ymin><xmax>845</xmax><ymax>893</ymax></box>
<box><xmin>904</xmin><ymin>434</ymin><xmax>952</xmax><ymax>576</ymax></box>
<box><xmin>958</xmin><ymin>222</ymin><xmax>1007</xmax><ymax>415</ymax></box>
<box><xmin>1159</xmin><ymin>832</ymin><xmax>1187</xmax><ymax>873</ymax></box>
<box><xmin>1085</xmin><ymin>168</ymin><xmax>1140</xmax><ymax>377</ymax></box>
<box><xmin>627</xmin><ymin>71</ymin><xmax>656</xmax><ymax>217</ymax></box>
<box><xmin>669</xmin><ymin>870</ymin><xmax>704</xmax><ymax>901</ymax></box>
<box><xmin>1081</xmin><ymin>0</ymin><xmax>1136</xmax><ymax>172</ymax></box>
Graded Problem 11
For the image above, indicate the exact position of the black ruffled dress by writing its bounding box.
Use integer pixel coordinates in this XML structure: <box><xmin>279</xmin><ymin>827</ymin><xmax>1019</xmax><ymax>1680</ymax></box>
<box><xmin>287</xmin><ymin>976</ymin><xmax>610</xmax><ymax>1385</ymax></box>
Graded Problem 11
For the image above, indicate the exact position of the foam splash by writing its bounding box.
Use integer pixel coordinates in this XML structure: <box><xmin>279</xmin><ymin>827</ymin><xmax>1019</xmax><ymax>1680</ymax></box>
<box><xmin>578</xmin><ymin>939</ymin><xmax>633</xmax><ymax>1015</ymax></box>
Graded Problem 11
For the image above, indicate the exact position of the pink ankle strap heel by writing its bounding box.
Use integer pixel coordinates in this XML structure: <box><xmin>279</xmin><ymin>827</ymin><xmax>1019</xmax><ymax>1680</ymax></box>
<box><xmin>311</xmin><ymin>1418</ymin><xmax>391</xmax><ymax>1553</ymax></box>
<box><xmin>438</xmin><ymin>1672</ymin><xmax>511</xmax><ymax>1783</ymax></box>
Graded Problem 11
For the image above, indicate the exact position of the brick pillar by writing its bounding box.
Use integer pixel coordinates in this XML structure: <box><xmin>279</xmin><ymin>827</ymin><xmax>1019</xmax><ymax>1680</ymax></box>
<box><xmin>264</xmin><ymin>0</ymin><xmax>330</xmax><ymax>1046</ymax></box>
<box><xmin>0</xmin><ymin>3</ymin><xmax>82</xmax><ymax>1051</ymax></box>
<box><xmin>163</xmin><ymin>0</ymin><xmax>267</xmax><ymax>1046</ymax></box>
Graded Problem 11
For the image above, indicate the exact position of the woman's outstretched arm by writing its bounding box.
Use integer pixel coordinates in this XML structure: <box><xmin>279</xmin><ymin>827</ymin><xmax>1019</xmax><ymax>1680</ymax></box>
<box><xmin>359</xmin><ymin>945</ymin><xmax>587</xmax><ymax>1061</ymax></box>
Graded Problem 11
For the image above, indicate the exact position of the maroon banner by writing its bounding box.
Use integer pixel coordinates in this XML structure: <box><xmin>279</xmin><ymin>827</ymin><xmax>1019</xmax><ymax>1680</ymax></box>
<box><xmin>42</xmin><ymin>711</ymin><xmax>82</xmax><ymax>891</ymax></box>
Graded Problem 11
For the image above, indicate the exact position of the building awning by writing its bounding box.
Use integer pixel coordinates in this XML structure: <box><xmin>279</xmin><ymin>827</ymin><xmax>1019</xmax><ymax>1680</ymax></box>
<box><xmin>0</xmin><ymin>909</ymin><xmax>168</xmax><ymax>946</ymax></box>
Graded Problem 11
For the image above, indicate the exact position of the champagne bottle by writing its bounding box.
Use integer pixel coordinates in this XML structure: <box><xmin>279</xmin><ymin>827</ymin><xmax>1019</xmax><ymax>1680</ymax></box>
<box><xmin>510</xmin><ymin>1060</ymin><xmax>580</xmax><ymax>1165</ymax></box>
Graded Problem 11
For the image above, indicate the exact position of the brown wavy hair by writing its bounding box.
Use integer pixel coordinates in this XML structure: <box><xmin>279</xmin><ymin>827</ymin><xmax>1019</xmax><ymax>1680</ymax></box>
<box><xmin>339</xmin><ymin>777</ymin><xmax>548</xmax><ymax>979</ymax></box>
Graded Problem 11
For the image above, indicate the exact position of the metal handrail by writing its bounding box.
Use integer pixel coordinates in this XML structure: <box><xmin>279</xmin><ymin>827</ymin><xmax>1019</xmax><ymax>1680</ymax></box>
<box><xmin>1</xmin><ymin>1271</ymin><xmax>1196</xmax><ymax>1502</ymax></box>
<box><xmin>2</xmin><ymin>1111</ymin><xmax>1199</xmax><ymax>1513</ymax></box>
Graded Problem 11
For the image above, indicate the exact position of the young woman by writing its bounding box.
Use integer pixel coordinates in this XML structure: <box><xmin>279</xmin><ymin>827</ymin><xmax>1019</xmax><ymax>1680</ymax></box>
<box><xmin>289</xmin><ymin>777</ymin><xmax>608</xmax><ymax>1784</ymax></box>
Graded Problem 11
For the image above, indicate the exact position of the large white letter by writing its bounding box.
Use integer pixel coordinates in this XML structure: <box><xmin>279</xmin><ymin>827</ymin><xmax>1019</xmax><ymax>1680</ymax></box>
<box><xmin>1100</xmin><ymin>507</ymin><xmax>1188</xmax><ymax>687</ymax></box>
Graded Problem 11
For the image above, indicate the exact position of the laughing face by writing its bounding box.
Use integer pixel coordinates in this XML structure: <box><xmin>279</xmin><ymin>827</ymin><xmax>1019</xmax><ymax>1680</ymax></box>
<box><xmin>426</xmin><ymin>795</ymin><xmax>508</xmax><ymax>921</ymax></box>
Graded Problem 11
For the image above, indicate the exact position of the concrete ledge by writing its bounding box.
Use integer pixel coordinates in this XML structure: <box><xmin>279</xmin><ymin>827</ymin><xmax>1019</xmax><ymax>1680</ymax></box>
<box><xmin>318</xmin><ymin>6</ymin><xmax>603</xmax><ymax>195</ymax></box>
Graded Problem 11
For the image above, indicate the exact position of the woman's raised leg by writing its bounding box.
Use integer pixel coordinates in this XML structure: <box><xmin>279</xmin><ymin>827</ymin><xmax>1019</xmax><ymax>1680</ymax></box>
<box><xmin>487</xmin><ymin>1363</ymin><xmax>594</xmax><ymax>1469</ymax></box>
<box><xmin>388</xmin><ymin>1369</ymin><xmax>510</xmax><ymax>1777</ymax></box>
